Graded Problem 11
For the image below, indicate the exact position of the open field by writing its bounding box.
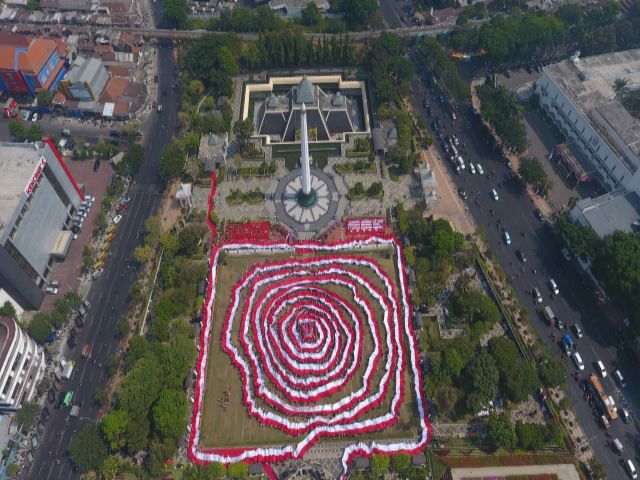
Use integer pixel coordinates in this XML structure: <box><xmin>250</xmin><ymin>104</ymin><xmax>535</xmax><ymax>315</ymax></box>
<box><xmin>198</xmin><ymin>247</ymin><xmax>422</xmax><ymax>450</ymax></box>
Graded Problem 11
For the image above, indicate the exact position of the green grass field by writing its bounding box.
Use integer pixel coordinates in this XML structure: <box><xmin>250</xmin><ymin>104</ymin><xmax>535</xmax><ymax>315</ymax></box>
<box><xmin>198</xmin><ymin>248</ymin><xmax>421</xmax><ymax>450</ymax></box>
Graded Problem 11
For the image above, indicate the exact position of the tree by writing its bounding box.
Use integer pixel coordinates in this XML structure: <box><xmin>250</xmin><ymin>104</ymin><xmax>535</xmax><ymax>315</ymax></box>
<box><xmin>0</xmin><ymin>301</ymin><xmax>17</xmax><ymax>320</ymax></box>
<box><xmin>519</xmin><ymin>156</ymin><xmax>552</xmax><ymax>196</ymax></box>
<box><xmin>503</xmin><ymin>361</ymin><xmax>539</xmax><ymax>402</ymax></box>
<box><xmin>370</xmin><ymin>454</ymin><xmax>390</xmax><ymax>478</ymax></box>
<box><xmin>94</xmin><ymin>387</ymin><xmax>108</xmax><ymax>408</ymax></box>
<box><xmin>36</xmin><ymin>89</ymin><xmax>53</xmax><ymax>107</ymax></box>
<box><xmin>301</xmin><ymin>2</ymin><xmax>321</xmax><ymax>25</ymax></box>
<box><xmin>538</xmin><ymin>352</ymin><xmax>566</xmax><ymax>388</ymax></box>
<box><xmin>102</xmin><ymin>410</ymin><xmax>128</xmax><ymax>451</ymax></box>
<box><xmin>68</xmin><ymin>423</ymin><xmax>108</xmax><ymax>472</ymax></box>
<box><xmin>613</xmin><ymin>77</ymin><xmax>629</xmax><ymax>99</ymax></box>
<box><xmin>433</xmin><ymin>384</ymin><xmax>462</xmax><ymax>418</ymax></box>
<box><xmin>442</xmin><ymin>348</ymin><xmax>464</xmax><ymax>379</ymax></box>
<box><xmin>144</xmin><ymin>216</ymin><xmax>163</xmax><ymax>247</ymax></box>
<box><xmin>6</xmin><ymin>464</ymin><xmax>19</xmax><ymax>477</ymax></box>
<box><xmin>184</xmin><ymin>464</ymin><xmax>228</xmax><ymax>480</ymax></box>
<box><xmin>159</xmin><ymin>231</ymin><xmax>180</xmax><ymax>256</ymax></box>
<box><xmin>233</xmin><ymin>118</ymin><xmax>254</xmax><ymax>146</ymax></box>
<box><xmin>485</xmin><ymin>412</ymin><xmax>516</xmax><ymax>450</ymax></box>
<box><xmin>159</xmin><ymin>141</ymin><xmax>185</xmax><ymax>183</ymax></box>
<box><xmin>228</xmin><ymin>462</ymin><xmax>249</xmax><ymax>480</ymax></box>
<box><xmin>589</xmin><ymin>458</ymin><xmax>606</xmax><ymax>480</ymax></box>
<box><xmin>165</xmin><ymin>0</ymin><xmax>187</xmax><ymax>27</ymax></box>
<box><xmin>133</xmin><ymin>245</ymin><xmax>153</xmax><ymax>264</ymax></box>
<box><xmin>367</xmin><ymin>182</ymin><xmax>383</xmax><ymax>198</ymax></box>
<box><xmin>26</xmin><ymin>314</ymin><xmax>52</xmax><ymax>344</ymax></box>
<box><xmin>8</xmin><ymin>119</ymin><xmax>26</xmax><ymax>141</ymax></box>
<box><xmin>338</xmin><ymin>0</ymin><xmax>378</xmax><ymax>28</ymax></box>
<box><xmin>390</xmin><ymin>453</ymin><xmax>411</xmax><ymax>474</ymax></box>
<box><xmin>178</xmin><ymin>224</ymin><xmax>207</xmax><ymax>256</ymax></box>
<box><xmin>464</xmin><ymin>351</ymin><xmax>499</xmax><ymax>412</ymax></box>
<box><xmin>100</xmin><ymin>455</ymin><xmax>120</xmax><ymax>480</ymax></box>
<box><xmin>152</xmin><ymin>389</ymin><xmax>188</xmax><ymax>440</ymax></box>
<box><xmin>515</xmin><ymin>421</ymin><xmax>546</xmax><ymax>450</ymax></box>
<box><xmin>15</xmin><ymin>402</ymin><xmax>40</xmax><ymax>432</ymax></box>
<box><xmin>124</xmin><ymin>414</ymin><xmax>150</xmax><ymax>454</ymax></box>
<box><xmin>120</xmin><ymin>144</ymin><xmax>144</xmax><ymax>177</ymax></box>
<box><xmin>488</xmin><ymin>337</ymin><xmax>519</xmax><ymax>377</ymax></box>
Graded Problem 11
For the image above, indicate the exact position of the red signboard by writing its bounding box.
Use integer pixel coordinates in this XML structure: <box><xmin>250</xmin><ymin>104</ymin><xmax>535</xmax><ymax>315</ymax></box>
<box><xmin>24</xmin><ymin>156</ymin><xmax>47</xmax><ymax>196</ymax></box>
<box><xmin>345</xmin><ymin>217</ymin><xmax>386</xmax><ymax>234</ymax></box>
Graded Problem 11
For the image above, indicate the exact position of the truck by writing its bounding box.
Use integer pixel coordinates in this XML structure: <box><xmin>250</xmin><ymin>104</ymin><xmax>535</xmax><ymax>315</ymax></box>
<box><xmin>543</xmin><ymin>305</ymin><xmax>556</xmax><ymax>327</ymax></box>
<box><xmin>561</xmin><ymin>334</ymin><xmax>574</xmax><ymax>355</ymax></box>
<box><xmin>55</xmin><ymin>359</ymin><xmax>75</xmax><ymax>381</ymax></box>
<box><xmin>589</xmin><ymin>373</ymin><xmax>618</xmax><ymax>420</ymax></box>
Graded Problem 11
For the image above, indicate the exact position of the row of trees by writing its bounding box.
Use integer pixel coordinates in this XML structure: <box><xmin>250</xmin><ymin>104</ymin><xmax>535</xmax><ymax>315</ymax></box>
<box><xmin>476</xmin><ymin>84</ymin><xmax>528</xmax><ymax>154</ymax></box>
<box><xmin>416</xmin><ymin>37</ymin><xmax>469</xmax><ymax>104</ymax></box>
<box><xmin>446</xmin><ymin>1</ymin><xmax>638</xmax><ymax>64</ymax></box>
<box><xmin>25</xmin><ymin>292</ymin><xmax>82</xmax><ymax>344</ymax></box>
<box><xmin>556</xmin><ymin>215</ymin><xmax>640</xmax><ymax>334</ymax></box>
<box><xmin>366</xmin><ymin>33</ymin><xmax>414</xmax><ymax>105</ymax></box>
<box><xmin>68</xmin><ymin>217</ymin><xmax>209</xmax><ymax>476</ymax></box>
<box><xmin>484</xmin><ymin>412</ymin><xmax>564</xmax><ymax>451</ymax></box>
<box><xmin>519</xmin><ymin>156</ymin><xmax>552</xmax><ymax>197</ymax></box>
<box><xmin>7</xmin><ymin>119</ymin><xmax>44</xmax><ymax>142</ymax></box>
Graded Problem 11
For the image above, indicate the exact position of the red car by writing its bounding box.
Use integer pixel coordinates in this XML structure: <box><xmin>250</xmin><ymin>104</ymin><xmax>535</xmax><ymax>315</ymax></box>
<box><xmin>116</xmin><ymin>202</ymin><xmax>127</xmax><ymax>213</ymax></box>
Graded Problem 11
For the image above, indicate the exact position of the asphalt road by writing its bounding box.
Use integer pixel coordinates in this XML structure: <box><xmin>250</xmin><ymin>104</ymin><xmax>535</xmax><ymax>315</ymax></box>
<box><xmin>408</xmin><ymin>56</ymin><xmax>640</xmax><ymax>477</ymax></box>
<box><xmin>27</xmin><ymin>36</ymin><xmax>178</xmax><ymax>480</ymax></box>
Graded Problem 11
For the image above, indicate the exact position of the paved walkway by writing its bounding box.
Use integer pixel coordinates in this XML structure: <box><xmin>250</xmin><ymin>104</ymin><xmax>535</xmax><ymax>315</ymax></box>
<box><xmin>451</xmin><ymin>463</ymin><xmax>580</xmax><ymax>480</ymax></box>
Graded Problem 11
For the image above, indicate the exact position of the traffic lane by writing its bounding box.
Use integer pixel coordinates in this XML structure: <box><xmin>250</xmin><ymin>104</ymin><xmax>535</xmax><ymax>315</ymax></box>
<box><xmin>27</xmin><ymin>190</ymin><xmax>160</xmax><ymax>479</ymax></box>
<box><xmin>138</xmin><ymin>46</ymin><xmax>178</xmax><ymax>184</ymax></box>
<box><xmin>379</xmin><ymin>0</ymin><xmax>402</xmax><ymax>28</ymax></box>
<box><xmin>459</xmin><ymin>157</ymin><xmax>634</xmax><ymax>475</ymax></box>
<box><xmin>414</xmin><ymin>81</ymin><xmax>638</xmax><ymax>472</ymax></box>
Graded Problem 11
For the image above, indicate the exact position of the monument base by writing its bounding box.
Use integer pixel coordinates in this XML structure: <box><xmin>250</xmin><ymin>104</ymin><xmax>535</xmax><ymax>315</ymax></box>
<box><xmin>296</xmin><ymin>189</ymin><xmax>317</xmax><ymax>208</ymax></box>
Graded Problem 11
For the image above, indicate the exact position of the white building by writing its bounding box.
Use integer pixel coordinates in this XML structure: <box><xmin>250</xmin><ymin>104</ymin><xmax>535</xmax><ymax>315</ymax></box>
<box><xmin>536</xmin><ymin>49</ymin><xmax>640</xmax><ymax>194</ymax></box>
<box><xmin>0</xmin><ymin>140</ymin><xmax>84</xmax><ymax>310</ymax></box>
<box><xmin>0</xmin><ymin>316</ymin><xmax>46</xmax><ymax>410</ymax></box>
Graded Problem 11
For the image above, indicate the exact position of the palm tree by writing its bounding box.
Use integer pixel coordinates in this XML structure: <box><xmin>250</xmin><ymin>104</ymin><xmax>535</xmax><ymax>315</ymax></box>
<box><xmin>613</xmin><ymin>78</ymin><xmax>629</xmax><ymax>99</ymax></box>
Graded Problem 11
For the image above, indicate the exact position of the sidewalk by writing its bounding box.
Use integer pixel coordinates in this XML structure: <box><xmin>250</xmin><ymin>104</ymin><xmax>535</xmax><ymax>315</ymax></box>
<box><xmin>451</xmin><ymin>463</ymin><xmax>580</xmax><ymax>480</ymax></box>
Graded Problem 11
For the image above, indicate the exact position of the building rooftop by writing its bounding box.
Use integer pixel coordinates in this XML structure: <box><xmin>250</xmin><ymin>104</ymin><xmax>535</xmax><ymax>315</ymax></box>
<box><xmin>0</xmin><ymin>142</ymin><xmax>44</xmax><ymax>233</ymax></box>
<box><xmin>544</xmin><ymin>49</ymin><xmax>640</xmax><ymax>159</ymax></box>
<box><xmin>66</xmin><ymin>56</ymin><xmax>104</xmax><ymax>84</ymax></box>
<box><xmin>573</xmin><ymin>191</ymin><xmax>640</xmax><ymax>238</ymax></box>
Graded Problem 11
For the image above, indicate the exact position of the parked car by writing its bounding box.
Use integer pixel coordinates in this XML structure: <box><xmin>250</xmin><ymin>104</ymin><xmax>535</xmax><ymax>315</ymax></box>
<box><xmin>503</xmin><ymin>231</ymin><xmax>511</xmax><ymax>245</ymax></box>
<box><xmin>45</xmin><ymin>286</ymin><xmax>58</xmax><ymax>295</ymax></box>
<box><xmin>469</xmin><ymin>163</ymin><xmax>476</xmax><ymax>175</ymax></box>
<box><xmin>491</xmin><ymin>189</ymin><xmax>499</xmax><ymax>201</ymax></box>
<box><xmin>113</xmin><ymin>214</ymin><xmax>122</xmax><ymax>225</ymax></box>
<box><xmin>31</xmin><ymin>112</ymin><xmax>38</xmax><ymax>122</ymax></box>
<box><xmin>476</xmin><ymin>163</ymin><xmax>484</xmax><ymax>175</ymax></box>
<box><xmin>572</xmin><ymin>352</ymin><xmax>585</xmax><ymax>370</ymax></box>
<box><xmin>517</xmin><ymin>249</ymin><xmax>527</xmax><ymax>263</ymax></box>
<box><xmin>614</xmin><ymin>369</ymin><xmax>627</xmax><ymax>387</ymax></box>
<box><xmin>458</xmin><ymin>188</ymin><xmax>467</xmax><ymax>200</ymax></box>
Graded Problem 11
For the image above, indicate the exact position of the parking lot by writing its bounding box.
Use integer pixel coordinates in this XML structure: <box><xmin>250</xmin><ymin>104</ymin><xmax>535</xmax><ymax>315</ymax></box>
<box><xmin>41</xmin><ymin>158</ymin><xmax>112</xmax><ymax>312</ymax></box>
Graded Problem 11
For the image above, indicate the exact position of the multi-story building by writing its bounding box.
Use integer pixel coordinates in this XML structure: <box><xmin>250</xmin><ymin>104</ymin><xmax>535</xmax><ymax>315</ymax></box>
<box><xmin>0</xmin><ymin>36</ymin><xmax>68</xmax><ymax>96</ymax></box>
<box><xmin>61</xmin><ymin>56</ymin><xmax>109</xmax><ymax>102</ymax></box>
<box><xmin>0</xmin><ymin>140</ymin><xmax>84</xmax><ymax>310</ymax></box>
<box><xmin>536</xmin><ymin>49</ymin><xmax>640</xmax><ymax>194</ymax></box>
<box><xmin>0</xmin><ymin>316</ymin><xmax>46</xmax><ymax>411</ymax></box>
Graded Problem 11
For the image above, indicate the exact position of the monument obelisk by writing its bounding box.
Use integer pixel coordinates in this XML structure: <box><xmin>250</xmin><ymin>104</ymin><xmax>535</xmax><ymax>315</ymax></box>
<box><xmin>297</xmin><ymin>103</ymin><xmax>316</xmax><ymax>206</ymax></box>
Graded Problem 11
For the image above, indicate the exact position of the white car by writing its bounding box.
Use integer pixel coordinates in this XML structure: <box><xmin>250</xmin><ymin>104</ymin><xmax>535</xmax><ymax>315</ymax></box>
<box><xmin>113</xmin><ymin>214</ymin><xmax>123</xmax><ymax>225</ymax></box>
<box><xmin>31</xmin><ymin>112</ymin><xmax>39</xmax><ymax>122</ymax></box>
<box><xmin>573</xmin><ymin>352</ymin><xmax>585</xmax><ymax>371</ymax></box>
<box><xmin>469</xmin><ymin>163</ymin><xmax>476</xmax><ymax>175</ymax></box>
<box><xmin>92</xmin><ymin>268</ymin><xmax>104</xmax><ymax>279</ymax></box>
<box><xmin>491</xmin><ymin>189</ymin><xmax>499</xmax><ymax>201</ymax></box>
<box><xmin>596</xmin><ymin>360</ymin><xmax>607</xmax><ymax>378</ymax></box>
<box><xmin>476</xmin><ymin>163</ymin><xmax>484</xmax><ymax>175</ymax></box>
<box><xmin>548</xmin><ymin>278</ymin><xmax>560</xmax><ymax>295</ymax></box>
<box><xmin>503</xmin><ymin>231</ymin><xmax>511</xmax><ymax>245</ymax></box>
<box><xmin>45</xmin><ymin>286</ymin><xmax>58</xmax><ymax>295</ymax></box>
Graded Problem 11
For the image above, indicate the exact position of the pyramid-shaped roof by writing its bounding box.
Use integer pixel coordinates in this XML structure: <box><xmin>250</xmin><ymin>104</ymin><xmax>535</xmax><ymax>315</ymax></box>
<box><xmin>295</xmin><ymin>75</ymin><xmax>315</xmax><ymax>105</ymax></box>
